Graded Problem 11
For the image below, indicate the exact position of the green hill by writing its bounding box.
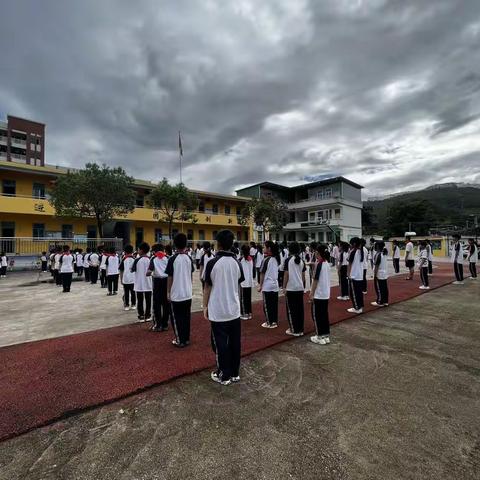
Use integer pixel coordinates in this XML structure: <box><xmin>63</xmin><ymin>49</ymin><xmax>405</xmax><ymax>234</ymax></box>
<box><xmin>362</xmin><ymin>184</ymin><xmax>480</xmax><ymax>237</ymax></box>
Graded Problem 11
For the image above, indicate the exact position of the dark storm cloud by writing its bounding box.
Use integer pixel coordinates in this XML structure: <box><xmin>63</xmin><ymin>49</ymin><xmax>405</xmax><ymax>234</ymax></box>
<box><xmin>1</xmin><ymin>0</ymin><xmax>480</xmax><ymax>198</ymax></box>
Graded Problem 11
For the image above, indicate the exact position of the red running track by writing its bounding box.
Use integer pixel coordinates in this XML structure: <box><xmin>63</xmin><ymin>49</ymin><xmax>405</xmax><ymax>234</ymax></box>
<box><xmin>0</xmin><ymin>263</ymin><xmax>459</xmax><ymax>441</ymax></box>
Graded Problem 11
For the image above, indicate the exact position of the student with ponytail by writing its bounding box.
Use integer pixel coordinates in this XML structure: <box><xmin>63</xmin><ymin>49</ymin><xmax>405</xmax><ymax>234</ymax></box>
<box><xmin>371</xmin><ymin>241</ymin><xmax>389</xmax><ymax>307</ymax></box>
<box><xmin>239</xmin><ymin>244</ymin><xmax>254</xmax><ymax>319</ymax></box>
<box><xmin>257</xmin><ymin>240</ymin><xmax>280</xmax><ymax>328</ymax></box>
<box><xmin>347</xmin><ymin>237</ymin><xmax>364</xmax><ymax>314</ymax></box>
<box><xmin>336</xmin><ymin>242</ymin><xmax>350</xmax><ymax>300</ymax></box>
<box><xmin>283</xmin><ymin>241</ymin><xmax>306</xmax><ymax>336</ymax></box>
<box><xmin>309</xmin><ymin>244</ymin><xmax>331</xmax><ymax>345</ymax></box>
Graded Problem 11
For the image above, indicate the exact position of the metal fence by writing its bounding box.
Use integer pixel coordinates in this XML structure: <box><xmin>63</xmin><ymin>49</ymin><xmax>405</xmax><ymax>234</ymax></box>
<box><xmin>0</xmin><ymin>237</ymin><xmax>124</xmax><ymax>256</ymax></box>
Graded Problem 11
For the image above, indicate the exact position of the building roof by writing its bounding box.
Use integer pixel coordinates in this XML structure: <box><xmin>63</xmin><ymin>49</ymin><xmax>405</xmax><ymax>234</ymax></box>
<box><xmin>0</xmin><ymin>160</ymin><xmax>250</xmax><ymax>202</ymax></box>
<box><xmin>6</xmin><ymin>115</ymin><xmax>46</xmax><ymax>126</ymax></box>
<box><xmin>236</xmin><ymin>176</ymin><xmax>363</xmax><ymax>193</ymax></box>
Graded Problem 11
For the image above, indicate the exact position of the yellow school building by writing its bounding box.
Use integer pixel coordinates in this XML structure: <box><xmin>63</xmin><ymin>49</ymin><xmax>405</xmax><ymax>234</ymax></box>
<box><xmin>0</xmin><ymin>160</ymin><xmax>253</xmax><ymax>255</ymax></box>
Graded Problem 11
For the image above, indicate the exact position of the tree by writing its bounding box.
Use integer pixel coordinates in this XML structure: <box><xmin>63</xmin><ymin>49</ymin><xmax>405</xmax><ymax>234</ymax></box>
<box><xmin>147</xmin><ymin>178</ymin><xmax>198</xmax><ymax>240</ymax></box>
<box><xmin>361</xmin><ymin>205</ymin><xmax>377</xmax><ymax>235</ymax></box>
<box><xmin>385</xmin><ymin>200</ymin><xmax>440</xmax><ymax>237</ymax></box>
<box><xmin>49</xmin><ymin>163</ymin><xmax>136</xmax><ymax>238</ymax></box>
<box><xmin>240</xmin><ymin>197</ymin><xmax>288</xmax><ymax>241</ymax></box>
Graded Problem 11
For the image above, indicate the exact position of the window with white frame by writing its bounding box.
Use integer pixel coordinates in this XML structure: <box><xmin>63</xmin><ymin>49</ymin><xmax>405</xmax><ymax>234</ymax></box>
<box><xmin>325</xmin><ymin>188</ymin><xmax>332</xmax><ymax>199</ymax></box>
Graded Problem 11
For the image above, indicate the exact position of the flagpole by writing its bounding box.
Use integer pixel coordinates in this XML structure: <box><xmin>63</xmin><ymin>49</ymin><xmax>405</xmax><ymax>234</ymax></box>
<box><xmin>178</xmin><ymin>131</ymin><xmax>184</xmax><ymax>234</ymax></box>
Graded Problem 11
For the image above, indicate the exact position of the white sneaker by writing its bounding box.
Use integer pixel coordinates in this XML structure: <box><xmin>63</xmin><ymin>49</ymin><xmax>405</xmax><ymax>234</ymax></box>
<box><xmin>240</xmin><ymin>315</ymin><xmax>249</xmax><ymax>320</ymax></box>
<box><xmin>419</xmin><ymin>285</ymin><xmax>430</xmax><ymax>290</ymax></box>
<box><xmin>347</xmin><ymin>307</ymin><xmax>363</xmax><ymax>314</ymax></box>
<box><xmin>261</xmin><ymin>322</ymin><xmax>270</xmax><ymax>328</ymax></box>
<box><xmin>343</xmin><ymin>296</ymin><xmax>350</xmax><ymax>301</ymax></box>
<box><xmin>452</xmin><ymin>281</ymin><xmax>464</xmax><ymax>285</ymax></box>
<box><xmin>231</xmin><ymin>376</ymin><xmax>241</xmax><ymax>383</ymax></box>
<box><xmin>470</xmin><ymin>277</ymin><xmax>477</xmax><ymax>280</ymax></box>
<box><xmin>323</xmin><ymin>336</ymin><xmax>331</xmax><ymax>344</ymax></box>
<box><xmin>285</xmin><ymin>329</ymin><xmax>303</xmax><ymax>337</ymax></box>
<box><xmin>370</xmin><ymin>302</ymin><xmax>384</xmax><ymax>307</ymax></box>
<box><xmin>270</xmin><ymin>323</ymin><xmax>278</xmax><ymax>328</ymax></box>
<box><xmin>210</xmin><ymin>371</ymin><xmax>231</xmax><ymax>386</ymax></box>
<box><xmin>124</xmin><ymin>307</ymin><xmax>129</xmax><ymax>311</ymax></box>
<box><xmin>310</xmin><ymin>335</ymin><xmax>327</xmax><ymax>345</ymax></box>
<box><xmin>337</xmin><ymin>296</ymin><xmax>345</xmax><ymax>300</ymax></box>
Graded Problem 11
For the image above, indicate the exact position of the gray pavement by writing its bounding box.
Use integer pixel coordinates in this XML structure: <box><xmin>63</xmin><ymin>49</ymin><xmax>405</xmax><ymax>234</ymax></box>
<box><xmin>0</xmin><ymin>280</ymin><xmax>479</xmax><ymax>480</ymax></box>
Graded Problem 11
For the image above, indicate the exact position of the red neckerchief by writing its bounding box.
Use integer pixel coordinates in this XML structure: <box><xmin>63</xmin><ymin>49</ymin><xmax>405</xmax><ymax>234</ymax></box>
<box><xmin>155</xmin><ymin>252</ymin><xmax>166</xmax><ymax>259</ymax></box>
<box><xmin>246</xmin><ymin>255</ymin><xmax>252</xmax><ymax>261</ymax></box>
<box><xmin>123</xmin><ymin>254</ymin><xmax>133</xmax><ymax>259</ymax></box>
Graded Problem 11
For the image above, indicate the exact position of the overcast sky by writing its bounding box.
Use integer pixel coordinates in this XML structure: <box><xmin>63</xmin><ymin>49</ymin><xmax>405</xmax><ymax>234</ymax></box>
<box><xmin>1</xmin><ymin>0</ymin><xmax>480</xmax><ymax>198</ymax></box>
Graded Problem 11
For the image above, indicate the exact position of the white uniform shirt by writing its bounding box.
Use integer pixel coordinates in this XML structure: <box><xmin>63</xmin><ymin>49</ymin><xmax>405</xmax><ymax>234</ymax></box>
<box><xmin>100</xmin><ymin>254</ymin><xmax>108</xmax><ymax>270</ymax></box>
<box><xmin>332</xmin><ymin>245</ymin><xmax>339</xmax><ymax>261</ymax></box>
<box><xmin>120</xmin><ymin>256</ymin><xmax>135</xmax><ymax>284</ymax></box>
<box><xmin>132</xmin><ymin>256</ymin><xmax>152</xmax><ymax>292</ymax></box>
<box><xmin>88</xmin><ymin>253</ymin><xmax>100</xmax><ymax>267</ymax></box>
<box><xmin>240</xmin><ymin>257</ymin><xmax>254</xmax><ymax>288</ymax></box>
<box><xmin>149</xmin><ymin>253</ymin><xmax>169</xmax><ymax>278</ymax></box>
<box><xmin>418</xmin><ymin>248</ymin><xmax>429</xmax><ymax>268</ymax></box>
<box><xmin>200</xmin><ymin>253</ymin><xmax>215</xmax><ymax>280</ymax></box>
<box><xmin>249</xmin><ymin>247</ymin><xmax>257</xmax><ymax>258</ymax></box>
<box><xmin>348</xmin><ymin>249</ymin><xmax>364</xmax><ymax>281</ymax></box>
<box><xmin>106</xmin><ymin>255</ymin><xmax>119</xmax><ymax>275</ymax></box>
<box><xmin>1</xmin><ymin>255</ymin><xmax>8</xmax><ymax>267</ymax></box>
<box><xmin>374</xmin><ymin>251</ymin><xmax>388</xmax><ymax>280</ymax></box>
<box><xmin>255</xmin><ymin>252</ymin><xmax>264</xmax><ymax>269</ymax></box>
<box><xmin>362</xmin><ymin>246</ymin><xmax>369</xmax><ymax>270</ymax></box>
<box><xmin>165</xmin><ymin>252</ymin><xmax>194</xmax><ymax>302</ymax></box>
<box><xmin>284</xmin><ymin>256</ymin><xmax>306</xmax><ymax>292</ymax></box>
<box><xmin>392</xmin><ymin>245</ymin><xmax>400</xmax><ymax>259</ymax></box>
<box><xmin>205</xmin><ymin>251</ymin><xmax>244</xmax><ymax>322</ymax></box>
<box><xmin>261</xmin><ymin>256</ymin><xmax>279</xmax><ymax>292</ymax></box>
<box><xmin>427</xmin><ymin>244</ymin><xmax>433</xmax><ymax>261</ymax></box>
<box><xmin>451</xmin><ymin>242</ymin><xmax>463</xmax><ymax>264</ymax></box>
<box><xmin>60</xmin><ymin>253</ymin><xmax>74</xmax><ymax>273</ymax></box>
<box><xmin>338</xmin><ymin>250</ymin><xmax>349</xmax><ymax>267</ymax></box>
<box><xmin>468</xmin><ymin>244</ymin><xmax>478</xmax><ymax>263</ymax></box>
<box><xmin>82</xmin><ymin>253</ymin><xmax>90</xmax><ymax>269</ymax></box>
<box><xmin>405</xmin><ymin>242</ymin><xmax>414</xmax><ymax>260</ymax></box>
<box><xmin>313</xmin><ymin>260</ymin><xmax>331</xmax><ymax>300</ymax></box>
<box><xmin>76</xmin><ymin>253</ymin><xmax>84</xmax><ymax>268</ymax></box>
<box><xmin>54</xmin><ymin>253</ymin><xmax>62</xmax><ymax>270</ymax></box>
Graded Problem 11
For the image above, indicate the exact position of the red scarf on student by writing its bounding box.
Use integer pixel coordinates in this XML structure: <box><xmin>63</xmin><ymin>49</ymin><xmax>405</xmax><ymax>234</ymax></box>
<box><xmin>155</xmin><ymin>252</ymin><xmax>166</xmax><ymax>259</ymax></box>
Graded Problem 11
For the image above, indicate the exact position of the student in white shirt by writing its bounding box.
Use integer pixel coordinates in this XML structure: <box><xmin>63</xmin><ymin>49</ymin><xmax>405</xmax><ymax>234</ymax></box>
<box><xmin>49</xmin><ymin>250</ymin><xmax>56</xmax><ymax>277</ymax></box>
<box><xmin>199</xmin><ymin>241</ymin><xmax>215</xmax><ymax>289</ymax></box>
<box><xmin>277</xmin><ymin>243</ymin><xmax>288</xmax><ymax>288</ymax></box>
<box><xmin>203</xmin><ymin>229</ymin><xmax>244</xmax><ymax>386</ymax></box>
<box><xmin>337</xmin><ymin>242</ymin><xmax>350</xmax><ymax>300</ymax></box>
<box><xmin>40</xmin><ymin>251</ymin><xmax>48</xmax><ymax>272</ymax></box>
<box><xmin>54</xmin><ymin>247</ymin><xmax>62</xmax><ymax>286</ymax></box>
<box><xmin>132</xmin><ymin>242</ymin><xmax>152</xmax><ymax>321</ymax></box>
<box><xmin>194</xmin><ymin>243</ymin><xmax>202</xmax><ymax>270</ymax></box>
<box><xmin>239</xmin><ymin>244</ymin><xmax>254</xmax><ymax>320</ymax></box>
<box><xmin>360</xmin><ymin>238</ymin><xmax>369</xmax><ymax>294</ymax></box>
<box><xmin>467</xmin><ymin>238</ymin><xmax>478</xmax><ymax>279</ymax></box>
<box><xmin>451</xmin><ymin>234</ymin><xmax>464</xmax><ymax>284</ymax></box>
<box><xmin>99</xmin><ymin>247</ymin><xmax>108</xmax><ymax>288</ymax></box>
<box><xmin>309</xmin><ymin>244</ymin><xmax>331</xmax><ymax>345</ymax></box>
<box><xmin>75</xmin><ymin>249</ymin><xmax>84</xmax><ymax>277</ymax></box>
<box><xmin>147</xmin><ymin>243</ymin><xmax>170</xmax><ymax>331</ymax></box>
<box><xmin>249</xmin><ymin>242</ymin><xmax>257</xmax><ymax>281</ymax></box>
<box><xmin>59</xmin><ymin>245</ymin><xmax>74</xmax><ymax>292</ymax></box>
<box><xmin>105</xmin><ymin>246</ymin><xmax>120</xmax><ymax>295</ymax></box>
<box><xmin>371</xmin><ymin>241</ymin><xmax>389</xmax><ymax>306</ymax></box>
<box><xmin>166</xmin><ymin>233</ymin><xmax>195</xmax><ymax>347</ymax></box>
<box><xmin>283</xmin><ymin>241</ymin><xmax>306</xmax><ymax>336</ymax></box>
<box><xmin>417</xmin><ymin>240</ymin><xmax>430</xmax><ymax>289</ymax></box>
<box><xmin>426</xmin><ymin>240</ymin><xmax>433</xmax><ymax>275</ymax></box>
<box><xmin>119</xmin><ymin>245</ymin><xmax>136</xmax><ymax>310</ymax></box>
<box><xmin>392</xmin><ymin>240</ymin><xmax>400</xmax><ymax>274</ymax></box>
<box><xmin>83</xmin><ymin>248</ymin><xmax>91</xmax><ymax>283</ymax></box>
<box><xmin>255</xmin><ymin>245</ymin><xmax>264</xmax><ymax>283</ymax></box>
<box><xmin>347</xmin><ymin>237</ymin><xmax>365</xmax><ymax>314</ymax></box>
<box><xmin>257</xmin><ymin>241</ymin><xmax>280</xmax><ymax>328</ymax></box>
<box><xmin>88</xmin><ymin>249</ymin><xmax>100</xmax><ymax>285</ymax></box>
<box><xmin>0</xmin><ymin>252</ymin><xmax>8</xmax><ymax>277</ymax></box>
<box><xmin>405</xmin><ymin>236</ymin><xmax>415</xmax><ymax>280</ymax></box>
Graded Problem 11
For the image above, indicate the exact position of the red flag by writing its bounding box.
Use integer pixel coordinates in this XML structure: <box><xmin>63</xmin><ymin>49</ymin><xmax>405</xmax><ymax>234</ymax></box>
<box><xmin>178</xmin><ymin>131</ymin><xmax>183</xmax><ymax>157</ymax></box>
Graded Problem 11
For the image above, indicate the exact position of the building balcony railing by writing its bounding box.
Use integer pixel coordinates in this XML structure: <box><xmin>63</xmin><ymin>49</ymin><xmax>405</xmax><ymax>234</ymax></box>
<box><xmin>283</xmin><ymin>219</ymin><xmax>343</xmax><ymax>230</ymax></box>
<box><xmin>0</xmin><ymin>193</ymin><xmax>247</xmax><ymax>227</ymax></box>
<box><xmin>287</xmin><ymin>196</ymin><xmax>362</xmax><ymax>210</ymax></box>
<box><xmin>0</xmin><ymin>136</ymin><xmax>8</xmax><ymax>144</ymax></box>
<box><xmin>11</xmin><ymin>138</ymin><xmax>27</xmax><ymax>146</ymax></box>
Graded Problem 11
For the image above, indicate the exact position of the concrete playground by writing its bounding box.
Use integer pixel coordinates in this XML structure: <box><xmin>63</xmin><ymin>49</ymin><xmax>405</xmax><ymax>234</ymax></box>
<box><xmin>0</xmin><ymin>279</ymin><xmax>478</xmax><ymax>479</ymax></box>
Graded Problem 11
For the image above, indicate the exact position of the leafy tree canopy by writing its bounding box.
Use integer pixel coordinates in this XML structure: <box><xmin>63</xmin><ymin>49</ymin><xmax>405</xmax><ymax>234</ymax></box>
<box><xmin>49</xmin><ymin>163</ymin><xmax>136</xmax><ymax>238</ymax></box>
<box><xmin>240</xmin><ymin>197</ymin><xmax>288</xmax><ymax>239</ymax></box>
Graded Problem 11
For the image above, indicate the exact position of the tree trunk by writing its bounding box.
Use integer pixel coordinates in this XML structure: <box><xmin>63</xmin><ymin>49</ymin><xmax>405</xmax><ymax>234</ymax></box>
<box><xmin>96</xmin><ymin>217</ymin><xmax>103</xmax><ymax>239</ymax></box>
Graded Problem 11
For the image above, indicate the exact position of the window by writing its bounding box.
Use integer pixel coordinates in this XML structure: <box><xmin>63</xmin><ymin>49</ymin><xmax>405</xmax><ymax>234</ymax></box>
<box><xmin>172</xmin><ymin>229</ymin><xmax>179</xmax><ymax>238</ymax></box>
<box><xmin>325</xmin><ymin>188</ymin><xmax>332</xmax><ymax>199</ymax></box>
<box><xmin>317</xmin><ymin>211</ymin><xmax>324</xmax><ymax>221</ymax></box>
<box><xmin>224</xmin><ymin>205</ymin><xmax>231</xmax><ymax>215</ymax></box>
<box><xmin>199</xmin><ymin>230</ymin><xmax>205</xmax><ymax>241</ymax></box>
<box><xmin>87</xmin><ymin>226</ymin><xmax>97</xmax><ymax>239</ymax></box>
<box><xmin>326</xmin><ymin>231</ymin><xmax>333</xmax><ymax>242</ymax></box>
<box><xmin>62</xmin><ymin>224</ymin><xmax>73</xmax><ymax>239</ymax></box>
<box><xmin>32</xmin><ymin>183</ymin><xmax>46</xmax><ymax>199</ymax></box>
<box><xmin>155</xmin><ymin>228</ymin><xmax>163</xmax><ymax>242</ymax></box>
<box><xmin>187</xmin><ymin>229</ymin><xmax>194</xmax><ymax>241</ymax></box>
<box><xmin>32</xmin><ymin>223</ymin><xmax>45</xmax><ymax>238</ymax></box>
<box><xmin>237</xmin><ymin>231</ymin><xmax>241</xmax><ymax>241</ymax></box>
<box><xmin>243</xmin><ymin>230</ymin><xmax>248</xmax><ymax>241</ymax></box>
<box><xmin>212</xmin><ymin>230</ymin><xmax>218</xmax><ymax>240</ymax></box>
<box><xmin>334</xmin><ymin>208</ymin><xmax>341</xmax><ymax>219</ymax></box>
<box><xmin>309</xmin><ymin>212</ymin><xmax>316</xmax><ymax>222</ymax></box>
<box><xmin>2</xmin><ymin>179</ymin><xmax>16</xmax><ymax>196</ymax></box>
<box><xmin>316</xmin><ymin>189</ymin><xmax>324</xmax><ymax>200</ymax></box>
<box><xmin>135</xmin><ymin>227</ymin><xmax>144</xmax><ymax>247</ymax></box>
<box><xmin>212</xmin><ymin>203</ymin><xmax>218</xmax><ymax>214</ymax></box>
<box><xmin>30</xmin><ymin>143</ymin><xmax>35</xmax><ymax>151</ymax></box>
<box><xmin>199</xmin><ymin>201</ymin><xmax>205</xmax><ymax>212</ymax></box>
<box><xmin>136</xmin><ymin>195</ymin><xmax>144</xmax><ymax>207</ymax></box>
<box><xmin>236</xmin><ymin>206</ymin><xmax>241</xmax><ymax>216</ymax></box>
